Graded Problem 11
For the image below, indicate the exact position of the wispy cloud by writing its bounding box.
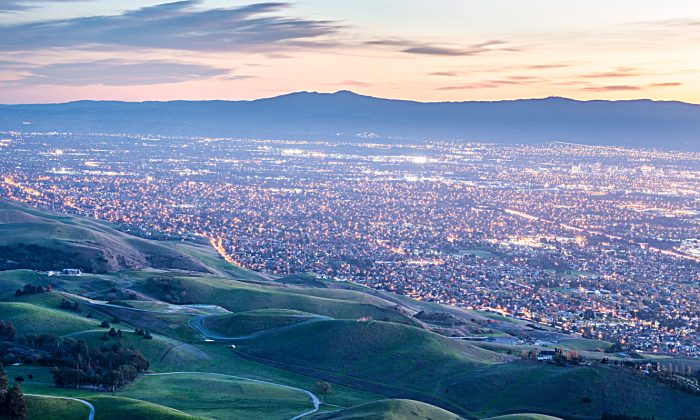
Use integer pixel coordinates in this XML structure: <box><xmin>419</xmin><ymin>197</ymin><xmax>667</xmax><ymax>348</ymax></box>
<box><xmin>0</xmin><ymin>0</ymin><xmax>88</xmax><ymax>12</ymax></box>
<box><xmin>2</xmin><ymin>59</ymin><xmax>231</xmax><ymax>86</ymax></box>
<box><xmin>579</xmin><ymin>67</ymin><xmax>643</xmax><ymax>79</ymax></box>
<box><xmin>0</xmin><ymin>1</ymin><xmax>340</xmax><ymax>52</ymax></box>
<box><xmin>367</xmin><ymin>39</ymin><xmax>517</xmax><ymax>56</ymax></box>
<box><xmin>582</xmin><ymin>85</ymin><xmax>641</xmax><ymax>92</ymax></box>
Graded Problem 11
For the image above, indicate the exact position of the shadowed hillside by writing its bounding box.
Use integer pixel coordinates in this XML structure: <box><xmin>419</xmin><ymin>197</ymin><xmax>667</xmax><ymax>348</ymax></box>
<box><xmin>0</xmin><ymin>199</ymin><xmax>211</xmax><ymax>273</ymax></box>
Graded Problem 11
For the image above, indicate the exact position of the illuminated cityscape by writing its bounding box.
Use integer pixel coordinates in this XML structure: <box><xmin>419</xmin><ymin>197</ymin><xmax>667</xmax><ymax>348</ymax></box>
<box><xmin>1</xmin><ymin>131</ymin><xmax>699</xmax><ymax>355</ymax></box>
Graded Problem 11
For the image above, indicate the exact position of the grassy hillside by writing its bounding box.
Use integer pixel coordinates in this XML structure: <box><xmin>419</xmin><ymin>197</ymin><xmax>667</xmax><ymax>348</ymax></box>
<box><xmin>0</xmin><ymin>199</ymin><xmax>209</xmax><ymax>273</ymax></box>
<box><xmin>238</xmin><ymin>319</ymin><xmax>505</xmax><ymax>399</ymax></box>
<box><xmin>0</xmin><ymin>269</ymin><xmax>51</xmax><ymax>298</ymax></box>
<box><xmin>312</xmin><ymin>399</ymin><xmax>462</xmax><ymax>420</ymax></box>
<box><xmin>25</xmin><ymin>395</ymin><xmax>91</xmax><ymax>420</ymax></box>
<box><xmin>85</xmin><ymin>396</ymin><xmax>203</xmax><ymax>420</ymax></box>
<box><xmin>134</xmin><ymin>275</ymin><xmax>417</xmax><ymax>324</ymax></box>
<box><xmin>442</xmin><ymin>362</ymin><xmax>700</xmax><ymax>419</ymax></box>
<box><xmin>202</xmin><ymin>309</ymin><xmax>320</xmax><ymax>337</ymax></box>
<box><xmin>67</xmin><ymin>330</ymin><xmax>209</xmax><ymax>371</ymax></box>
<box><xmin>0</xmin><ymin>301</ymin><xmax>98</xmax><ymax>335</ymax></box>
<box><xmin>122</xmin><ymin>373</ymin><xmax>315</xmax><ymax>420</ymax></box>
<box><xmin>485</xmin><ymin>415</ymin><xmax>562</xmax><ymax>420</ymax></box>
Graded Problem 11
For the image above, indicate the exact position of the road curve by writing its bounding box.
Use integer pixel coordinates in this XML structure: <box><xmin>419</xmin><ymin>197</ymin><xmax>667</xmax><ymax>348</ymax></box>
<box><xmin>188</xmin><ymin>314</ymin><xmax>333</xmax><ymax>341</ymax></box>
<box><xmin>145</xmin><ymin>372</ymin><xmax>320</xmax><ymax>419</ymax></box>
<box><xmin>26</xmin><ymin>394</ymin><xmax>95</xmax><ymax>420</ymax></box>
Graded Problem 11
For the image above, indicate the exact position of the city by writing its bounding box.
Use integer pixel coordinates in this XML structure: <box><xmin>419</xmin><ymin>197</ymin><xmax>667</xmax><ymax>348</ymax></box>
<box><xmin>2</xmin><ymin>131</ymin><xmax>698</xmax><ymax>356</ymax></box>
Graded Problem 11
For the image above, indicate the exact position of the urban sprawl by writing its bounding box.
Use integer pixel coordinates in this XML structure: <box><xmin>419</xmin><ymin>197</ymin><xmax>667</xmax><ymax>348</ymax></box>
<box><xmin>1</xmin><ymin>132</ymin><xmax>699</xmax><ymax>356</ymax></box>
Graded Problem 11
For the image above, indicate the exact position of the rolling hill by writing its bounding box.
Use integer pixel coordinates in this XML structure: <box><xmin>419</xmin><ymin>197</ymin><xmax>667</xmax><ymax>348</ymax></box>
<box><xmin>0</xmin><ymin>199</ymin><xmax>698</xmax><ymax>419</ymax></box>
<box><xmin>311</xmin><ymin>399</ymin><xmax>463</xmax><ymax>420</ymax></box>
<box><xmin>0</xmin><ymin>199</ymin><xmax>211</xmax><ymax>273</ymax></box>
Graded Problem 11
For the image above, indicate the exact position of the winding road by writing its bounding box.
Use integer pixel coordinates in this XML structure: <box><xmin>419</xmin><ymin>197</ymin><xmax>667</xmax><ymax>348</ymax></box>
<box><xmin>145</xmin><ymin>372</ymin><xmax>320</xmax><ymax>419</ymax></box>
<box><xmin>188</xmin><ymin>313</ymin><xmax>333</xmax><ymax>341</ymax></box>
<box><xmin>26</xmin><ymin>394</ymin><xmax>95</xmax><ymax>420</ymax></box>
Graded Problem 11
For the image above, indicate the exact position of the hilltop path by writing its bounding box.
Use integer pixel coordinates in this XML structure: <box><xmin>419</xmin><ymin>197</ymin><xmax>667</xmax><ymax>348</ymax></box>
<box><xmin>26</xmin><ymin>394</ymin><xmax>95</xmax><ymax>420</ymax></box>
<box><xmin>145</xmin><ymin>372</ymin><xmax>320</xmax><ymax>420</ymax></box>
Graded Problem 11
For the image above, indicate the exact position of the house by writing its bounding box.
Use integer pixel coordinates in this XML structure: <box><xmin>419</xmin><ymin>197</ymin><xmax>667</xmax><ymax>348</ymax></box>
<box><xmin>537</xmin><ymin>350</ymin><xmax>557</xmax><ymax>361</ymax></box>
<box><xmin>60</xmin><ymin>268</ymin><xmax>82</xmax><ymax>276</ymax></box>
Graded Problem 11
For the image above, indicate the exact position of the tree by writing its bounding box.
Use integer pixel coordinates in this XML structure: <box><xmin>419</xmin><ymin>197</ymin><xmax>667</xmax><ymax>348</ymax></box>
<box><xmin>0</xmin><ymin>368</ymin><xmax>7</xmax><ymax>400</ymax></box>
<box><xmin>100</xmin><ymin>321</ymin><xmax>110</xmax><ymax>328</ymax></box>
<box><xmin>315</xmin><ymin>381</ymin><xmax>332</xmax><ymax>394</ymax></box>
<box><xmin>5</xmin><ymin>383</ymin><xmax>26</xmax><ymax>420</ymax></box>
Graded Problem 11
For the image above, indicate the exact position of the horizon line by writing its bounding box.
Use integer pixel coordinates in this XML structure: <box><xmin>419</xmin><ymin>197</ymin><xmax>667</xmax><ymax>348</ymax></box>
<box><xmin>1</xmin><ymin>90</ymin><xmax>698</xmax><ymax>107</ymax></box>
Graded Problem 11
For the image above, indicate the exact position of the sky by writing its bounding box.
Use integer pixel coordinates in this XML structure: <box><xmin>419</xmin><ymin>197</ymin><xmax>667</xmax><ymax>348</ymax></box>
<box><xmin>0</xmin><ymin>0</ymin><xmax>699</xmax><ymax>103</ymax></box>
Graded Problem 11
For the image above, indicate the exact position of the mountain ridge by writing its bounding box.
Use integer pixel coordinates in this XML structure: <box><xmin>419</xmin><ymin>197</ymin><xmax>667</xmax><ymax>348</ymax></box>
<box><xmin>1</xmin><ymin>90</ymin><xmax>699</xmax><ymax>150</ymax></box>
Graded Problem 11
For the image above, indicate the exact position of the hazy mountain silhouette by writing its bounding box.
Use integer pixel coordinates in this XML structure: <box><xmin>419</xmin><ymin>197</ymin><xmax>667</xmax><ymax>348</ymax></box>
<box><xmin>2</xmin><ymin>90</ymin><xmax>699</xmax><ymax>150</ymax></box>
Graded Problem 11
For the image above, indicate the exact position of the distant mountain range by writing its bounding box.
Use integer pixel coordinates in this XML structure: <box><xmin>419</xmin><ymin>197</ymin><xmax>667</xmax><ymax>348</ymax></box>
<box><xmin>1</xmin><ymin>90</ymin><xmax>699</xmax><ymax>150</ymax></box>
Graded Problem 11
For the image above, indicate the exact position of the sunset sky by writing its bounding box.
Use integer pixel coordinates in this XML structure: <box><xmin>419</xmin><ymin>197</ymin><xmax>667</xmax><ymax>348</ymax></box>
<box><xmin>1</xmin><ymin>0</ymin><xmax>699</xmax><ymax>103</ymax></box>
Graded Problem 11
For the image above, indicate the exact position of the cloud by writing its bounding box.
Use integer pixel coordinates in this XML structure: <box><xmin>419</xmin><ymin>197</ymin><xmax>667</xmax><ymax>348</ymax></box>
<box><xmin>579</xmin><ymin>67</ymin><xmax>643</xmax><ymax>79</ymax></box>
<box><xmin>582</xmin><ymin>85</ymin><xmax>641</xmax><ymax>92</ymax></box>
<box><xmin>0</xmin><ymin>0</ymin><xmax>88</xmax><ymax>12</ymax></box>
<box><xmin>0</xmin><ymin>1</ymin><xmax>340</xmax><ymax>52</ymax></box>
<box><xmin>650</xmin><ymin>82</ymin><xmax>681</xmax><ymax>87</ymax></box>
<box><xmin>2</xmin><ymin>59</ymin><xmax>231</xmax><ymax>86</ymax></box>
<box><xmin>428</xmin><ymin>71</ymin><xmax>459</xmax><ymax>77</ymax></box>
<box><xmin>336</xmin><ymin>80</ymin><xmax>370</xmax><ymax>87</ymax></box>
<box><xmin>367</xmin><ymin>39</ymin><xmax>516</xmax><ymax>56</ymax></box>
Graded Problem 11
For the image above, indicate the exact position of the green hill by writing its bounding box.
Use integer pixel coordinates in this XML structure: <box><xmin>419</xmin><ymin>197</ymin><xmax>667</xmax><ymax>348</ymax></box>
<box><xmin>0</xmin><ymin>301</ymin><xmax>98</xmax><ymax>335</ymax></box>
<box><xmin>312</xmin><ymin>399</ymin><xmax>462</xmax><ymax>420</ymax></box>
<box><xmin>485</xmin><ymin>415</ymin><xmax>562</xmax><ymax>420</ymax></box>
<box><xmin>122</xmin><ymin>373</ymin><xmax>316</xmax><ymax>420</ymax></box>
<box><xmin>0</xmin><ymin>270</ymin><xmax>51</xmax><ymax>299</ymax></box>
<box><xmin>238</xmin><ymin>319</ymin><xmax>505</xmax><ymax>399</ymax></box>
<box><xmin>85</xmin><ymin>395</ymin><xmax>203</xmax><ymax>420</ymax></box>
<box><xmin>0</xmin><ymin>199</ymin><xmax>210</xmax><ymax>273</ymax></box>
<box><xmin>441</xmin><ymin>362</ymin><xmax>700</xmax><ymax>419</ymax></box>
<box><xmin>25</xmin><ymin>395</ymin><xmax>92</xmax><ymax>420</ymax></box>
<box><xmin>67</xmin><ymin>330</ymin><xmax>209</xmax><ymax>371</ymax></box>
<box><xmin>135</xmin><ymin>275</ymin><xmax>417</xmax><ymax>324</ymax></box>
<box><xmin>202</xmin><ymin>309</ymin><xmax>321</xmax><ymax>337</ymax></box>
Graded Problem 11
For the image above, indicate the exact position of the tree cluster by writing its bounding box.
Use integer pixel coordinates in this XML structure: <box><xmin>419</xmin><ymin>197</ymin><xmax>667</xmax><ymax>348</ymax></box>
<box><xmin>0</xmin><ymin>322</ymin><xmax>17</xmax><ymax>342</ymax></box>
<box><xmin>134</xmin><ymin>329</ymin><xmax>153</xmax><ymax>339</ymax></box>
<box><xmin>14</xmin><ymin>283</ymin><xmax>50</xmax><ymax>297</ymax></box>
<box><xmin>13</xmin><ymin>332</ymin><xmax>148</xmax><ymax>391</ymax></box>
<box><xmin>58</xmin><ymin>299</ymin><xmax>81</xmax><ymax>312</ymax></box>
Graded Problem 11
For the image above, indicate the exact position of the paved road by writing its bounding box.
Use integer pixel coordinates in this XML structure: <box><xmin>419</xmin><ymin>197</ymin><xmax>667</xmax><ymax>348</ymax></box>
<box><xmin>188</xmin><ymin>314</ymin><xmax>332</xmax><ymax>341</ymax></box>
<box><xmin>26</xmin><ymin>394</ymin><xmax>95</xmax><ymax>420</ymax></box>
<box><xmin>145</xmin><ymin>372</ymin><xmax>320</xmax><ymax>419</ymax></box>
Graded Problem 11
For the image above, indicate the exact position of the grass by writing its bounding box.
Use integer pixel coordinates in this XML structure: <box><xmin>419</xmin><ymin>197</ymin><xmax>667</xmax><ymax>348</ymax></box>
<box><xmin>134</xmin><ymin>275</ymin><xmax>417</xmax><ymax>324</ymax></box>
<box><xmin>311</xmin><ymin>399</ymin><xmax>461</xmax><ymax>420</ymax></box>
<box><xmin>0</xmin><ymin>199</ymin><xmax>209</xmax><ymax>273</ymax></box>
<box><xmin>25</xmin><ymin>395</ymin><xmax>92</xmax><ymax>420</ymax></box>
<box><xmin>0</xmin><ymin>269</ymin><xmax>51</xmax><ymax>299</ymax></box>
<box><xmin>485</xmin><ymin>415</ymin><xmax>563</xmax><ymax>420</ymax></box>
<box><xmin>0</xmin><ymin>301</ymin><xmax>99</xmax><ymax>335</ymax></box>
<box><xmin>202</xmin><ymin>309</ymin><xmax>319</xmax><ymax>337</ymax></box>
<box><xmin>442</xmin><ymin>362</ymin><xmax>700</xmax><ymax>419</ymax></box>
<box><xmin>85</xmin><ymin>396</ymin><xmax>203</xmax><ymax>420</ymax></box>
<box><xmin>237</xmin><ymin>319</ymin><xmax>506</xmax><ymax>409</ymax></box>
<box><xmin>121</xmin><ymin>373</ymin><xmax>314</xmax><ymax>420</ymax></box>
<box><xmin>167</xmin><ymin>241</ymin><xmax>269</xmax><ymax>281</ymax></box>
<box><xmin>457</xmin><ymin>249</ymin><xmax>496</xmax><ymax>258</ymax></box>
<box><xmin>67</xmin><ymin>330</ymin><xmax>210</xmax><ymax>371</ymax></box>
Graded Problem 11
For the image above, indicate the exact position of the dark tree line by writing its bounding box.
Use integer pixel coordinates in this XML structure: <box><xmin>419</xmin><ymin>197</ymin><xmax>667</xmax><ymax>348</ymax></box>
<box><xmin>0</xmin><ymin>322</ymin><xmax>16</xmax><ymax>342</ymax></box>
<box><xmin>59</xmin><ymin>299</ymin><xmax>81</xmax><ymax>312</ymax></box>
<box><xmin>14</xmin><ymin>283</ymin><xmax>50</xmax><ymax>297</ymax></box>
<box><xmin>0</xmin><ymin>369</ymin><xmax>26</xmax><ymax>420</ymax></box>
